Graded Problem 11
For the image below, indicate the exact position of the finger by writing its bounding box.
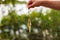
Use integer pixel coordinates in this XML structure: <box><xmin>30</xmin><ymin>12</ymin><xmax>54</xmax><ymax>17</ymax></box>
<box><xmin>28</xmin><ymin>0</ymin><xmax>33</xmax><ymax>5</ymax></box>
<box><xmin>28</xmin><ymin>2</ymin><xmax>36</xmax><ymax>9</ymax></box>
<box><xmin>27</xmin><ymin>0</ymin><xmax>33</xmax><ymax>9</ymax></box>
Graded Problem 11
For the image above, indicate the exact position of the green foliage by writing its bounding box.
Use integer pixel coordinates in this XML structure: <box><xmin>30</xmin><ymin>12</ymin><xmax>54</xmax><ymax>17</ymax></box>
<box><xmin>0</xmin><ymin>0</ymin><xmax>60</xmax><ymax>39</ymax></box>
<box><xmin>0</xmin><ymin>9</ymin><xmax>60</xmax><ymax>40</ymax></box>
<box><xmin>0</xmin><ymin>0</ymin><xmax>27</xmax><ymax>5</ymax></box>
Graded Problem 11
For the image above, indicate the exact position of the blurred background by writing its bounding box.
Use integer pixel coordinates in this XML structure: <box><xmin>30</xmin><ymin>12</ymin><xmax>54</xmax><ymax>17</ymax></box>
<box><xmin>0</xmin><ymin>0</ymin><xmax>60</xmax><ymax>40</ymax></box>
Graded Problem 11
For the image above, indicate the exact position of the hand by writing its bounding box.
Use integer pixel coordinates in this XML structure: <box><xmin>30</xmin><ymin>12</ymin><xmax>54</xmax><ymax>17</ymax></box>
<box><xmin>28</xmin><ymin>0</ymin><xmax>45</xmax><ymax>9</ymax></box>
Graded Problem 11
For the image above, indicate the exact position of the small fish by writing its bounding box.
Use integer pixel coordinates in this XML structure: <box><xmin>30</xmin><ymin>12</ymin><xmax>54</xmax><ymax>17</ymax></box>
<box><xmin>27</xmin><ymin>18</ymin><xmax>31</xmax><ymax>33</ymax></box>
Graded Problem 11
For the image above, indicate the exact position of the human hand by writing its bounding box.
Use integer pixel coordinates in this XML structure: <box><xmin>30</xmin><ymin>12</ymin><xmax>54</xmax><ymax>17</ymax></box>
<box><xmin>28</xmin><ymin>0</ymin><xmax>46</xmax><ymax>9</ymax></box>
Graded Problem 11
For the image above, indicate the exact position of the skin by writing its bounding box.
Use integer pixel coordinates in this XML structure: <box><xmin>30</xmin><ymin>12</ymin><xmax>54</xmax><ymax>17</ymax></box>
<box><xmin>28</xmin><ymin>0</ymin><xmax>60</xmax><ymax>10</ymax></box>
